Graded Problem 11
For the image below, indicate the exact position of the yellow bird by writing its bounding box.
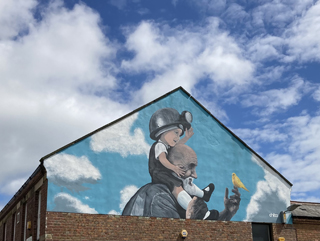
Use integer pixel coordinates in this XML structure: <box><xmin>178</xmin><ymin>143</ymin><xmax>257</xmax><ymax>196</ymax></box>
<box><xmin>232</xmin><ymin>173</ymin><xmax>249</xmax><ymax>192</ymax></box>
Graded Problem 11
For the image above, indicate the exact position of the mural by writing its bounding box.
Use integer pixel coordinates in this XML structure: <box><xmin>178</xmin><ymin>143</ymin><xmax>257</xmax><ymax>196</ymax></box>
<box><xmin>122</xmin><ymin>108</ymin><xmax>240</xmax><ymax>220</ymax></box>
<box><xmin>44</xmin><ymin>89</ymin><xmax>292</xmax><ymax>223</ymax></box>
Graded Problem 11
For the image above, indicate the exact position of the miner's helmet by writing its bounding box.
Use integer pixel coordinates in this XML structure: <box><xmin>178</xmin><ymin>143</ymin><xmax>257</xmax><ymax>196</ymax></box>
<box><xmin>149</xmin><ymin>108</ymin><xmax>193</xmax><ymax>140</ymax></box>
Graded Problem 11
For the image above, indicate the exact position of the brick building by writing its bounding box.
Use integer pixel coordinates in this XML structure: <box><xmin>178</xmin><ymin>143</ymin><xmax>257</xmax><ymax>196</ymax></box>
<box><xmin>1</xmin><ymin>87</ymin><xmax>319</xmax><ymax>241</ymax></box>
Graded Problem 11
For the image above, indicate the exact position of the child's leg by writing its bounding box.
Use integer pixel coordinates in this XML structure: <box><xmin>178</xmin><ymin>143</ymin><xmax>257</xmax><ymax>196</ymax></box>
<box><xmin>172</xmin><ymin>186</ymin><xmax>192</xmax><ymax>210</ymax></box>
<box><xmin>172</xmin><ymin>186</ymin><xmax>217</xmax><ymax>220</ymax></box>
<box><xmin>182</xmin><ymin>178</ymin><xmax>215</xmax><ymax>202</ymax></box>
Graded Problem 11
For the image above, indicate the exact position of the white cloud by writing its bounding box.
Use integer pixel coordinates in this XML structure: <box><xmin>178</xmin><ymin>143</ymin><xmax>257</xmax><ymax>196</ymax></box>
<box><xmin>246</xmin><ymin>0</ymin><xmax>320</xmax><ymax>64</ymax></box>
<box><xmin>119</xmin><ymin>185</ymin><xmax>138</xmax><ymax>211</ymax></box>
<box><xmin>286</xmin><ymin>115</ymin><xmax>320</xmax><ymax>159</ymax></box>
<box><xmin>109</xmin><ymin>0</ymin><xmax>127</xmax><ymax>10</ymax></box>
<box><xmin>251</xmin><ymin>0</ymin><xmax>313</xmax><ymax>30</ymax></box>
<box><xmin>245</xmin><ymin>154</ymin><xmax>291</xmax><ymax>221</ymax></box>
<box><xmin>269</xmin><ymin>115</ymin><xmax>320</xmax><ymax>195</ymax></box>
<box><xmin>108</xmin><ymin>185</ymin><xmax>138</xmax><ymax>214</ymax></box>
<box><xmin>108</xmin><ymin>210</ymin><xmax>121</xmax><ymax>215</ymax></box>
<box><xmin>0</xmin><ymin>2</ymin><xmax>117</xmax><ymax>93</ymax></box>
<box><xmin>285</xmin><ymin>1</ymin><xmax>320</xmax><ymax>62</ymax></box>
<box><xmin>264</xmin><ymin>153</ymin><xmax>293</xmax><ymax>172</ymax></box>
<box><xmin>90</xmin><ymin>113</ymin><xmax>150</xmax><ymax>157</ymax></box>
<box><xmin>192</xmin><ymin>93</ymin><xmax>229</xmax><ymax>122</ymax></box>
<box><xmin>241</xmin><ymin>77</ymin><xmax>309</xmax><ymax>116</ymax></box>
<box><xmin>122</xmin><ymin>19</ymin><xmax>254</xmax><ymax>105</ymax></box>
<box><xmin>247</xmin><ymin>35</ymin><xmax>284</xmax><ymax>63</ymax></box>
<box><xmin>0</xmin><ymin>0</ymin><xmax>131</xmax><ymax>200</ymax></box>
<box><xmin>121</xmin><ymin>21</ymin><xmax>173</xmax><ymax>73</ymax></box>
<box><xmin>0</xmin><ymin>0</ymin><xmax>37</xmax><ymax>40</ymax></box>
<box><xmin>45</xmin><ymin>153</ymin><xmax>101</xmax><ymax>192</ymax></box>
<box><xmin>291</xmin><ymin>194</ymin><xmax>320</xmax><ymax>203</ymax></box>
<box><xmin>237</xmin><ymin>113</ymin><xmax>320</xmax><ymax>201</ymax></box>
<box><xmin>232</xmin><ymin>125</ymin><xmax>287</xmax><ymax>151</ymax></box>
<box><xmin>53</xmin><ymin>192</ymin><xmax>98</xmax><ymax>214</ymax></box>
<box><xmin>312</xmin><ymin>86</ymin><xmax>320</xmax><ymax>102</ymax></box>
<box><xmin>0</xmin><ymin>178</ymin><xmax>27</xmax><ymax>196</ymax></box>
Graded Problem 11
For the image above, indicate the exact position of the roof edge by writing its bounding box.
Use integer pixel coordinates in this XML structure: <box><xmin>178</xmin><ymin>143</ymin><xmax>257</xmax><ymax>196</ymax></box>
<box><xmin>39</xmin><ymin>86</ymin><xmax>292</xmax><ymax>186</ymax></box>
<box><xmin>39</xmin><ymin>86</ymin><xmax>186</xmax><ymax>163</ymax></box>
<box><xmin>184</xmin><ymin>89</ymin><xmax>292</xmax><ymax>187</ymax></box>
<box><xmin>291</xmin><ymin>200</ymin><xmax>320</xmax><ymax>205</ymax></box>
<box><xmin>0</xmin><ymin>164</ymin><xmax>44</xmax><ymax>217</ymax></box>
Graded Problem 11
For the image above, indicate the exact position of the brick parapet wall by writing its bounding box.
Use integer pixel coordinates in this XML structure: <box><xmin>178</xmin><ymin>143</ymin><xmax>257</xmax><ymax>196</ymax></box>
<box><xmin>293</xmin><ymin>218</ymin><xmax>320</xmax><ymax>241</ymax></box>
<box><xmin>45</xmin><ymin>212</ymin><xmax>253</xmax><ymax>241</ymax></box>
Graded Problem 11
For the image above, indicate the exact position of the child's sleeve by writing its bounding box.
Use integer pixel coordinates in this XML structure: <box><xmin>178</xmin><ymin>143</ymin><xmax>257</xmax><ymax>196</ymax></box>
<box><xmin>154</xmin><ymin>143</ymin><xmax>168</xmax><ymax>160</ymax></box>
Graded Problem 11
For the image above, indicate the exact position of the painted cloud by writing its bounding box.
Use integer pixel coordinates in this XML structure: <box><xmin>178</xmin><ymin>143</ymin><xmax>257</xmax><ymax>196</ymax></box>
<box><xmin>108</xmin><ymin>185</ymin><xmax>138</xmax><ymax>215</ymax></box>
<box><xmin>45</xmin><ymin>153</ymin><xmax>101</xmax><ymax>192</ymax></box>
<box><xmin>245</xmin><ymin>154</ymin><xmax>291</xmax><ymax>221</ymax></box>
<box><xmin>90</xmin><ymin>113</ymin><xmax>150</xmax><ymax>157</ymax></box>
<box><xmin>53</xmin><ymin>192</ymin><xmax>98</xmax><ymax>214</ymax></box>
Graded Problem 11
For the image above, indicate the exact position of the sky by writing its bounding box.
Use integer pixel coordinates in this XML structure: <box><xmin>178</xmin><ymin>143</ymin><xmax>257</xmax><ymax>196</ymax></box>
<box><xmin>0</xmin><ymin>0</ymin><xmax>319</xmax><ymax>211</ymax></box>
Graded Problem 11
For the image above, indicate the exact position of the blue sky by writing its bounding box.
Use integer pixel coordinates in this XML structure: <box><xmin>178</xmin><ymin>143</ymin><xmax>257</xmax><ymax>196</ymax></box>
<box><xmin>0</xmin><ymin>0</ymin><xmax>319</xmax><ymax>210</ymax></box>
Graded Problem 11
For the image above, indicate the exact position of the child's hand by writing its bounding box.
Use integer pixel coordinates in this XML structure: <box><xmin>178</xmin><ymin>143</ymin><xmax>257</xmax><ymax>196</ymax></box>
<box><xmin>173</xmin><ymin>166</ymin><xmax>185</xmax><ymax>177</ymax></box>
<box><xmin>185</xmin><ymin>127</ymin><xmax>194</xmax><ymax>139</ymax></box>
<box><xmin>178</xmin><ymin>127</ymin><xmax>194</xmax><ymax>144</ymax></box>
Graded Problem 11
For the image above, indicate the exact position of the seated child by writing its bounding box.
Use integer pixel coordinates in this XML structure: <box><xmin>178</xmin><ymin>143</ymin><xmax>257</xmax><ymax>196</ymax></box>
<box><xmin>148</xmin><ymin>108</ymin><xmax>216</xmax><ymax>220</ymax></box>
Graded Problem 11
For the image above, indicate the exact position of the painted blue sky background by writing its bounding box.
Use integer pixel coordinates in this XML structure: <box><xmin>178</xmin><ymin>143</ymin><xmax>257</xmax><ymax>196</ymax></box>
<box><xmin>45</xmin><ymin>90</ymin><xmax>289</xmax><ymax>222</ymax></box>
<box><xmin>0</xmin><ymin>0</ymin><xmax>319</xmax><ymax>211</ymax></box>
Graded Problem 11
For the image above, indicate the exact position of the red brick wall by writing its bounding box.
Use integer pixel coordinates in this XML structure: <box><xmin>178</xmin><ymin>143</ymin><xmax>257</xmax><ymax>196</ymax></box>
<box><xmin>46</xmin><ymin>212</ymin><xmax>311</xmax><ymax>241</ymax></box>
<box><xmin>4</xmin><ymin>215</ymin><xmax>13</xmax><ymax>241</ymax></box>
<box><xmin>24</xmin><ymin>178</ymin><xmax>48</xmax><ymax>241</ymax></box>
<box><xmin>293</xmin><ymin>218</ymin><xmax>320</xmax><ymax>241</ymax></box>
<box><xmin>46</xmin><ymin>212</ymin><xmax>254</xmax><ymax>241</ymax></box>
<box><xmin>0</xmin><ymin>223</ymin><xmax>2</xmax><ymax>240</ymax></box>
<box><xmin>0</xmin><ymin>166</ymin><xmax>47</xmax><ymax>241</ymax></box>
<box><xmin>272</xmin><ymin>223</ymin><xmax>297</xmax><ymax>241</ymax></box>
<box><xmin>40</xmin><ymin>179</ymin><xmax>48</xmax><ymax>241</ymax></box>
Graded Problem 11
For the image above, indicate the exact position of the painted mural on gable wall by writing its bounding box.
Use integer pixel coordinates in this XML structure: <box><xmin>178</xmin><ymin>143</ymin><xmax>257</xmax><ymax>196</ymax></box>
<box><xmin>44</xmin><ymin>89</ymin><xmax>292</xmax><ymax>223</ymax></box>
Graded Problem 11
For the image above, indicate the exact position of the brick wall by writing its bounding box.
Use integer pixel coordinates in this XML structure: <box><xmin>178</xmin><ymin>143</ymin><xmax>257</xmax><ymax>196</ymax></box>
<box><xmin>0</xmin><ymin>165</ymin><xmax>47</xmax><ymax>241</ymax></box>
<box><xmin>47</xmin><ymin>212</ymin><xmax>315</xmax><ymax>241</ymax></box>
<box><xmin>46</xmin><ymin>212</ymin><xmax>253</xmax><ymax>241</ymax></box>
<box><xmin>40</xmin><ymin>179</ymin><xmax>48</xmax><ymax>241</ymax></box>
<box><xmin>293</xmin><ymin>218</ymin><xmax>320</xmax><ymax>241</ymax></box>
<box><xmin>272</xmin><ymin>223</ymin><xmax>297</xmax><ymax>241</ymax></box>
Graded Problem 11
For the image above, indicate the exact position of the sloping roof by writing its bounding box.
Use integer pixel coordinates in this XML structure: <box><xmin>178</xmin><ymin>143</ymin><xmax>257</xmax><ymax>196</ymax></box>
<box><xmin>0</xmin><ymin>164</ymin><xmax>43</xmax><ymax>217</ymax></box>
<box><xmin>291</xmin><ymin>201</ymin><xmax>320</xmax><ymax>218</ymax></box>
<box><xmin>39</xmin><ymin>86</ymin><xmax>292</xmax><ymax>186</ymax></box>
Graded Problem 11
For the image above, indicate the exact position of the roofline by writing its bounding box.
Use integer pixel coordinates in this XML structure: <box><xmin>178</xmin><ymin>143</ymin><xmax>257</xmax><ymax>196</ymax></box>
<box><xmin>39</xmin><ymin>86</ymin><xmax>183</xmax><ymax>163</ymax></box>
<box><xmin>39</xmin><ymin>86</ymin><xmax>292</xmax><ymax>186</ymax></box>
<box><xmin>291</xmin><ymin>200</ymin><xmax>320</xmax><ymax>205</ymax></box>
<box><xmin>0</xmin><ymin>164</ymin><xmax>43</xmax><ymax>216</ymax></box>
<box><xmin>292</xmin><ymin>216</ymin><xmax>320</xmax><ymax>220</ymax></box>
<box><xmin>182</xmin><ymin>88</ymin><xmax>292</xmax><ymax>187</ymax></box>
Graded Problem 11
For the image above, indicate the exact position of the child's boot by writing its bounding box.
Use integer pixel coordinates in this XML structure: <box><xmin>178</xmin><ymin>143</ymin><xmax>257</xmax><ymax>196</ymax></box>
<box><xmin>202</xmin><ymin>183</ymin><xmax>215</xmax><ymax>202</ymax></box>
<box><xmin>203</xmin><ymin>209</ymin><xmax>219</xmax><ymax>220</ymax></box>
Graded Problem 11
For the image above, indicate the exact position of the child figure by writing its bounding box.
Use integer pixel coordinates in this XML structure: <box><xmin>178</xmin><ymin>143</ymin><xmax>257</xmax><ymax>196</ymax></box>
<box><xmin>148</xmin><ymin>108</ymin><xmax>216</xmax><ymax>220</ymax></box>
